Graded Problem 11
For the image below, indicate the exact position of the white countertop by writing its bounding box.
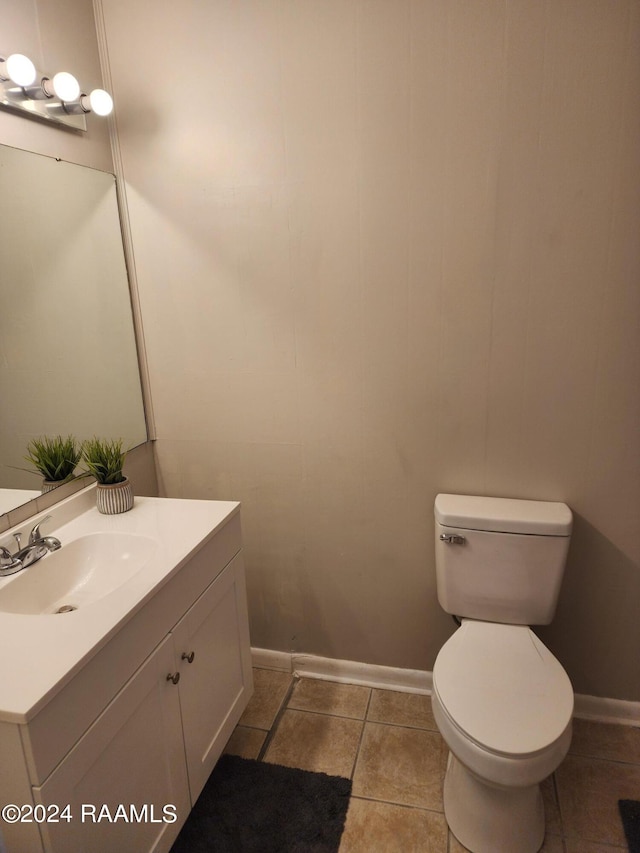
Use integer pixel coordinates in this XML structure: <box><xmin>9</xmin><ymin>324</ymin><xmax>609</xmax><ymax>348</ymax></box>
<box><xmin>0</xmin><ymin>488</ymin><xmax>41</xmax><ymax>515</ymax></box>
<box><xmin>0</xmin><ymin>488</ymin><xmax>240</xmax><ymax>723</ymax></box>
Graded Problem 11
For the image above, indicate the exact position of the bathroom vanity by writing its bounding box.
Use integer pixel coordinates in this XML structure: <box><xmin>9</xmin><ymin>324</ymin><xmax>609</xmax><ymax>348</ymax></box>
<box><xmin>0</xmin><ymin>489</ymin><xmax>253</xmax><ymax>853</ymax></box>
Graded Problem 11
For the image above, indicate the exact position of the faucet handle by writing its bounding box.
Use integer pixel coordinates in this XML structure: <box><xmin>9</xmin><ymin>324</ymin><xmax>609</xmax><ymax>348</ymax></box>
<box><xmin>0</xmin><ymin>546</ymin><xmax>22</xmax><ymax>573</ymax></box>
<box><xmin>29</xmin><ymin>515</ymin><xmax>52</xmax><ymax>544</ymax></box>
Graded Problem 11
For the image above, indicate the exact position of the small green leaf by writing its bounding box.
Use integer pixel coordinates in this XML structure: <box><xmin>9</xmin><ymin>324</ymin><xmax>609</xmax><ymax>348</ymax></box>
<box><xmin>24</xmin><ymin>435</ymin><xmax>81</xmax><ymax>482</ymax></box>
<box><xmin>82</xmin><ymin>437</ymin><xmax>127</xmax><ymax>485</ymax></box>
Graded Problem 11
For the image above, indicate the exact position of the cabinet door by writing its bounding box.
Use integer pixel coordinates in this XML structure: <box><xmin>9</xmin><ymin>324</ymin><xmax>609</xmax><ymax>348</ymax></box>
<box><xmin>172</xmin><ymin>552</ymin><xmax>253</xmax><ymax>801</ymax></box>
<box><xmin>34</xmin><ymin>636</ymin><xmax>190</xmax><ymax>853</ymax></box>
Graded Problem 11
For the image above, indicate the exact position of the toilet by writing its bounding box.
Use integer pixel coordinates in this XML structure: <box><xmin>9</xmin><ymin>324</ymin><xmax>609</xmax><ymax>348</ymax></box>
<box><xmin>432</xmin><ymin>493</ymin><xmax>574</xmax><ymax>853</ymax></box>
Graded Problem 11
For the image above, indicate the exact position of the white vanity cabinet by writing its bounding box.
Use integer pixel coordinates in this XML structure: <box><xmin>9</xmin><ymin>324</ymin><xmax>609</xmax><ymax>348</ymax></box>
<box><xmin>170</xmin><ymin>552</ymin><xmax>251</xmax><ymax>803</ymax></box>
<box><xmin>33</xmin><ymin>635</ymin><xmax>190</xmax><ymax>853</ymax></box>
<box><xmin>0</xmin><ymin>504</ymin><xmax>253</xmax><ymax>853</ymax></box>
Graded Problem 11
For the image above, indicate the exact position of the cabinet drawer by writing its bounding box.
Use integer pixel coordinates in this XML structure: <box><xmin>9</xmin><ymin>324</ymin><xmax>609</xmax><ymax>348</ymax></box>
<box><xmin>178</xmin><ymin>511</ymin><xmax>242</xmax><ymax>602</ymax></box>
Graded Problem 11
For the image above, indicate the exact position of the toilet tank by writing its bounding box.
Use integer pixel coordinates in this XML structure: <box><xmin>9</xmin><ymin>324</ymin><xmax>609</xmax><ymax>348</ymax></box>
<box><xmin>434</xmin><ymin>494</ymin><xmax>572</xmax><ymax>625</ymax></box>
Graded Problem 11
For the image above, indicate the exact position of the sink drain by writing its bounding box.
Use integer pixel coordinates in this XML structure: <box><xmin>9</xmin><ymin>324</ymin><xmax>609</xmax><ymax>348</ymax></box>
<box><xmin>54</xmin><ymin>604</ymin><xmax>78</xmax><ymax>614</ymax></box>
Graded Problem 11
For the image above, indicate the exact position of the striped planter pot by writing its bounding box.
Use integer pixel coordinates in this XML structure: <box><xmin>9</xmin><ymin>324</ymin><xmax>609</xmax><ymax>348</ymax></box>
<box><xmin>96</xmin><ymin>478</ymin><xmax>134</xmax><ymax>514</ymax></box>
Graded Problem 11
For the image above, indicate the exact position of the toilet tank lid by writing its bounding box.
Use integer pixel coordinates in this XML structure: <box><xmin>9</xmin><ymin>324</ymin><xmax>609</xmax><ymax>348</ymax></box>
<box><xmin>435</xmin><ymin>494</ymin><xmax>572</xmax><ymax>536</ymax></box>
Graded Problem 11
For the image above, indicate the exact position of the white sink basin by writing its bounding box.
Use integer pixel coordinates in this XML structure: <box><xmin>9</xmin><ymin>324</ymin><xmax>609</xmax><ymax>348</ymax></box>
<box><xmin>0</xmin><ymin>532</ymin><xmax>158</xmax><ymax>616</ymax></box>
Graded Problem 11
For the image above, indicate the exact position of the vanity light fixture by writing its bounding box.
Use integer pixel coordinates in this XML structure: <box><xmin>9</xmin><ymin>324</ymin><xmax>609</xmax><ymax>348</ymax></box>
<box><xmin>62</xmin><ymin>88</ymin><xmax>114</xmax><ymax>117</ymax></box>
<box><xmin>0</xmin><ymin>53</ymin><xmax>37</xmax><ymax>87</ymax></box>
<box><xmin>0</xmin><ymin>50</ymin><xmax>113</xmax><ymax>131</ymax></box>
<box><xmin>83</xmin><ymin>89</ymin><xmax>113</xmax><ymax>116</ymax></box>
<box><xmin>43</xmin><ymin>71</ymin><xmax>81</xmax><ymax>102</ymax></box>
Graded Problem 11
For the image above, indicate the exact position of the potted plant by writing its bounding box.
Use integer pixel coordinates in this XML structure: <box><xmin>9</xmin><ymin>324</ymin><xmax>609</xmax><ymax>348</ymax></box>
<box><xmin>24</xmin><ymin>435</ymin><xmax>82</xmax><ymax>493</ymax></box>
<box><xmin>82</xmin><ymin>437</ymin><xmax>133</xmax><ymax>514</ymax></box>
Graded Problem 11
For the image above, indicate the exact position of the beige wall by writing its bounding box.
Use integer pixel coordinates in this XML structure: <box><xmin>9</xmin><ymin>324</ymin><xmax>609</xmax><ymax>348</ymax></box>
<box><xmin>101</xmin><ymin>0</ymin><xmax>640</xmax><ymax>701</ymax></box>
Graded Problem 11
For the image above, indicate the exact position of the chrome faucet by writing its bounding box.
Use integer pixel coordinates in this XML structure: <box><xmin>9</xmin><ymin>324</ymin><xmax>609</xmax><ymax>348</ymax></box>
<box><xmin>28</xmin><ymin>516</ymin><xmax>62</xmax><ymax>552</ymax></box>
<box><xmin>0</xmin><ymin>547</ymin><xmax>22</xmax><ymax>576</ymax></box>
<box><xmin>0</xmin><ymin>516</ymin><xmax>61</xmax><ymax>577</ymax></box>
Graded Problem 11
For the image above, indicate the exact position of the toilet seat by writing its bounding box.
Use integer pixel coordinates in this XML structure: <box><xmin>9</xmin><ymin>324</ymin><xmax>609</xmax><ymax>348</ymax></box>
<box><xmin>433</xmin><ymin>620</ymin><xmax>573</xmax><ymax>758</ymax></box>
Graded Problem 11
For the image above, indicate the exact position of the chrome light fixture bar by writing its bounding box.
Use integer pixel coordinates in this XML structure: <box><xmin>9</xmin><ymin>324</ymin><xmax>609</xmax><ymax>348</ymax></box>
<box><xmin>0</xmin><ymin>52</ymin><xmax>113</xmax><ymax>131</ymax></box>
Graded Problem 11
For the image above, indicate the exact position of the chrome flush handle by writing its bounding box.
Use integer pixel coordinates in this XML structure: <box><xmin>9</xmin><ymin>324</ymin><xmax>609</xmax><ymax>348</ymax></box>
<box><xmin>439</xmin><ymin>533</ymin><xmax>466</xmax><ymax>545</ymax></box>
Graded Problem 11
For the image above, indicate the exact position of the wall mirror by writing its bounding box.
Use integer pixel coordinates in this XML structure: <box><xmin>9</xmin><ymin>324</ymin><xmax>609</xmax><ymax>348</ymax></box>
<box><xmin>0</xmin><ymin>143</ymin><xmax>147</xmax><ymax>519</ymax></box>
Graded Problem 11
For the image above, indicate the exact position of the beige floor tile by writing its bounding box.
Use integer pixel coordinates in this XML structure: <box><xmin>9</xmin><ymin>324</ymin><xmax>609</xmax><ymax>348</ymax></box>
<box><xmin>444</xmin><ymin>777</ymin><xmax>563</xmax><ymax>852</ymax></box>
<box><xmin>367</xmin><ymin>688</ymin><xmax>437</xmax><ymax>730</ymax></box>
<box><xmin>565</xmin><ymin>841</ymin><xmax>628</xmax><ymax>853</ymax></box>
<box><xmin>223</xmin><ymin>725</ymin><xmax>266</xmax><ymax>759</ymax></box>
<box><xmin>339</xmin><ymin>798</ymin><xmax>448</xmax><ymax>853</ymax></box>
<box><xmin>446</xmin><ymin>834</ymin><xmax>467</xmax><ymax>853</ymax></box>
<box><xmin>264</xmin><ymin>709</ymin><xmax>363</xmax><ymax>778</ymax></box>
<box><xmin>448</xmin><ymin>830</ymin><xmax>565</xmax><ymax>852</ymax></box>
<box><xmin>447</xmin><ymin>833</ymin><xmax>469</xmax><ymax>853</ymax></box>
<box><xmin>556</xmin><ymin>754</ymin><xmax>640</xmax><ymax>846</ymax></box>
<box><xmin>352</xmin><ymin>722</ymin><xmax>446</xmax><ymax>810</ymax></box>
<box><xmin>540</xmin><ymin>835</ymin><xmax>564</xmax><ymax>853</ymax></box>
<box><xmin>539</xmin><ymin>839</ymin><xmax>567</xmax><ymax>853</ymax></box>
<box><xmin>570</xmin><ymin>718</ymin><xmax>640</xmax><ymax>764</ymax></box>
<box><xmin>238</xmin><ymin>667</ymin><xmax>292</xmax><ymax>729</ymax></box>
<box><xmin>542</xmin><ymin>775</ymin><xmax>562</xmax><ymax>837</ymax></box>
<box><xmin>288</xmin><ymin>677</ymin><xmax>370</xmax><ymax>719</ymax></box>
<box><xmin>229</xmin><ymin>675</ymin><xmax>640</xmax><ymax>853</ymax></box>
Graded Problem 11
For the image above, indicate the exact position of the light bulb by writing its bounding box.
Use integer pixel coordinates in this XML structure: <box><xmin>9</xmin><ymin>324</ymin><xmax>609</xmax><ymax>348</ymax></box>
<box><xmin>87</xmin><ymin>88</ymin><xmax>113</xmax><ymax>116</ymax></box>
<box><xmin>1</xmin><ymin>53</ymin><xmax>36</xmax><ymax>87</ymax></box>
<box><xmin>51</xmin><ymin>71</ymin><xmax>79</xmax><ymax>102</ymax></box>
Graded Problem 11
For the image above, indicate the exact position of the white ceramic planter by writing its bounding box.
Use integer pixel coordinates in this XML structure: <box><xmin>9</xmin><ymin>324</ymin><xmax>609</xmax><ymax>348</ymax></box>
<box><xmin>96</xmin><ymin>478</ymin><xmax>134</xmax><ymax>514</ymax></box>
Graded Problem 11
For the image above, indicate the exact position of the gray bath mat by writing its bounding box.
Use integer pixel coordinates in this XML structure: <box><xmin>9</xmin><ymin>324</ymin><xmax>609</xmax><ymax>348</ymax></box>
<box><xmin>619</xmin><ymin>800</ymin><xmax>640</xmax><ymax>853</ymax></box>
<box><xmin>170</xmin><ymin>754</ymin><xmax>352</xmax><ymax>852</ymax></box>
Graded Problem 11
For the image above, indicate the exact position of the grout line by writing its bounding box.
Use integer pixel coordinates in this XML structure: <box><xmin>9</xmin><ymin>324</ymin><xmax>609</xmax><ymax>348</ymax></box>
<box><xmin>347</xmin><ymin>721</ymin><xmax>365</xmax><ymax>783</ymax></box>
<box><xmin>361</xmin><ymin>715</ymin><xmax>441</xmax><ymax>736</ymax></box>
<box><xmin>256</xmin><ymin>673</ymin><xmax>298</xmax><ymax>761</ymax></box>
<box><xmin>363</xmin><ymin>686</ymin><xmax>374</xmax><ymax>720</ymax></box>
<box><xmin>552</xmin><ymin>771</ymin><xmax>566</xmax><ymax>845</ymax></box>
<box><xmin>566</xmin><ymin>750</ymin><xmax>640</xmax><ymax>769</ymax></box>
<box><xmin>285</xmin><ymin>706</ymin><xmax>371</xmax><ymax>724</ymax></box>
<box><xmin>350</xmin><ymin>689</ymin><xmax>374</xmax><ymax>781</ymax></box>
<box><xmin>347</xmin><ymin>793</ymin><xmax>445</xmax><ymax>817</ymax></box>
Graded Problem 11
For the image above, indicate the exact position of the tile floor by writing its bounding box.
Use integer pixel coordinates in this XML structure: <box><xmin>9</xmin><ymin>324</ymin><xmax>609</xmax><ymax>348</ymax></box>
<box><xmin>224</xmin><ymin>668</ymin><xmax>640</xmax><ymax>853</ymax></box>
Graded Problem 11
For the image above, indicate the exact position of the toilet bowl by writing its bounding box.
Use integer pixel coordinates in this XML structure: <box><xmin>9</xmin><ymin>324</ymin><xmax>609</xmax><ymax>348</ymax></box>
<box><xmin>432</xmin><ymin>620</ymin><xmax>573</xmax><ymax>853</ymax></box>
<box><xmin>432</xmin><ymin>494</ymin><xmax>574</xmax><ymax>853</ymax></box>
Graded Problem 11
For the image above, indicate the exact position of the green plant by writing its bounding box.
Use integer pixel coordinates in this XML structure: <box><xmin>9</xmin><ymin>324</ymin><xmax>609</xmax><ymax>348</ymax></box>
<box><xmin>24</xmin><ymin>435</ymin><xmax>82</xmax><ymax>482</ymax></box>
<box><xmin>82</xmin><ymin>437</ymin><xmax>127</xmax><ymax>485</ymax></box>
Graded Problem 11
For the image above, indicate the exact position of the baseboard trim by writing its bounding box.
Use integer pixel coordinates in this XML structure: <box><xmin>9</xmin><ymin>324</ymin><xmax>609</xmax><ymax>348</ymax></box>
<box><xmin>292</xmin><ymin>653</ymin><xmax>432</xmax><ymax>695</ymax></box>
<box><xmin>251</xmin><ymin>648</ymin><xmax>293</xmax><ymax>673</ymax></box>
<box><xmin>573</xmin><ymin>693</ymin><xmax>640</xmax><ymax>727</ymax></box>
<box><xmin>251</xmin><ymin>647</ymin><xmax>640</xmax><ymax>726</ymax></box>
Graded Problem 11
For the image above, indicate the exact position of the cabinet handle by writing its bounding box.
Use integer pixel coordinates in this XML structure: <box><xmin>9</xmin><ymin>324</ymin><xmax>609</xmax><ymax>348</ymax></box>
<box><xmin>181</xmin><ymin>651</ymin><xmax>195</xmax><ymax>664</ymax></box>
<box><xmin>166</xmin><ymin>672</ymin><xmax>180</xmax><ymax>685</ymax></box>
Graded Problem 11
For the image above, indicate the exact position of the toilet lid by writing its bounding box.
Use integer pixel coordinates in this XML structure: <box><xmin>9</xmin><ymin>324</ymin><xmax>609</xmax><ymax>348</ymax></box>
<box><xmin>433</xmin><ymin>621</ymin><xmax>573</xmax><ymax>756</ymax></box>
